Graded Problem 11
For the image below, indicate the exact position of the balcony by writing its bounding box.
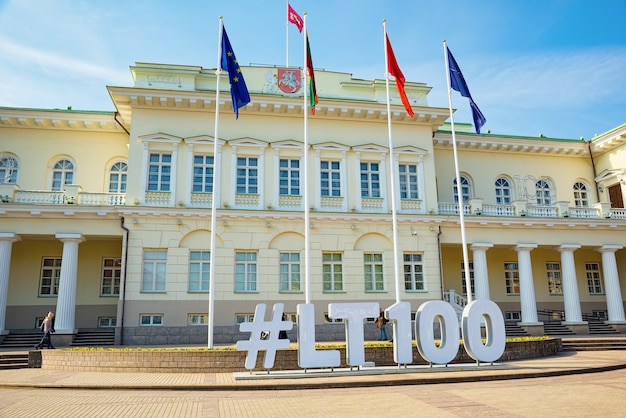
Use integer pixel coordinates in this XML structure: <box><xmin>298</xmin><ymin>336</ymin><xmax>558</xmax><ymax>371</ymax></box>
<box><xmin>0</xmin><ymin>184</ymin><xmax>126</xmax><ymax>206</ymax></box>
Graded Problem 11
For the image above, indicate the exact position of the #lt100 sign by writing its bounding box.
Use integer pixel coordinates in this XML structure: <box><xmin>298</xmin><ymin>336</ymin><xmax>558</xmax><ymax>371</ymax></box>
<box><xmin>236</xmin><ymin>300</ymin><xmax>506</xmax><ymax>370</ymax></box>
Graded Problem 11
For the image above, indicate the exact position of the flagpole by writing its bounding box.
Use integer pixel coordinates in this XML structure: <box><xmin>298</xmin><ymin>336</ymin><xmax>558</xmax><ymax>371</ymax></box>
<box><xmin>208</xmin><ymin>17</ymin><xmax>224</xmax><ymax>348</ymax></box>
<box><xmin>286</xmin><ymin>0</ymin><xmax>289</xmax><ymax>66</ymax></box>
<box><xmin>383</xmin><ymin>20</ymin><xmax>402</xmax><ymax>305</ymax></box>
<box><xmin>443</xmin><ymin>39</ymin><xmax>473</xmax><ymax>304</ymax></box>
<box><xmin>303</xmin><ymin>13</ymin><xmax>311</xmax><ymax>305</ymax></box>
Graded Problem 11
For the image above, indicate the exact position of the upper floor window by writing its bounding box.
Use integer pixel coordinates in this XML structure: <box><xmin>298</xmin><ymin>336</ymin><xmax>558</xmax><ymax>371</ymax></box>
<box><xmin>51</xmin><ymin>159</ymin><xmax>74</xmax><ymax>191</ymax></box>
<box><xmin>495</xmin><ymin>177</ymin><xmax>512</xmax><ymax>205</ymax></box>
<box><xmin>573</xmin><ymin>182</ymin><xmax>589</xmax><ymax>207</ymax></box>
<box><xmin>453</xmin><ymin>175</ymin><xmax>471</xmax><ymax>203</ymax></box>
<box><xmin>0</xmin><ymin>154</ymin><xmax>19</xmax><ymax>183</ymax></box>
<box><xmin>192</xmin><ymin>155</ymin><xmax>214</xmax><ymax>193</ymax></box>
<box><xmin>236</xmin><ymin>157</ymin><xmax>258</xmax><ymax>194</ymax></box>
<box><xmin>535</xmin><ymin>179</ymin><xmax>552</xmax><ymax>206</ymax></box>
<box><xmin>108</xmin><ymin>162</ymin><xmax>127</xmax><ymax>193</ymax></box>
<box><xmin>147</xmin><ymin>153</ymin><xmax>171</xmax><ymax>192</ymax></box>
<box><xmin>279</xmin><ymin>159</ymin><xmax>300</xmax><ymax>196</ymax></box>
<box><xmin>360</xmin><ymin>162</ymin><xmax>381</xmax><ymax>198</ymax></box>
<box><xmin>320</xmin><ymin>160</ymin><xmax>341</xmax><ymax>197</ymax></box>
<box><xmin>398</xmin><ymin>164</ymin><xmax>419</xmax><ymax>200</ymax></box>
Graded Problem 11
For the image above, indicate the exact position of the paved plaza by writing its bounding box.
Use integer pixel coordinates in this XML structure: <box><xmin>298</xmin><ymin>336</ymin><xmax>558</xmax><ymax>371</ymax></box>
<box><xmin>0</xmin><ymin>350</ymin><xmax>625</xmax><ymax>416</ymax></box>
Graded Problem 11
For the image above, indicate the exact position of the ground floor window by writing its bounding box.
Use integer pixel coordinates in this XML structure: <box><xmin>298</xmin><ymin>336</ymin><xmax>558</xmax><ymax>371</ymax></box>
<box><xmin>101</xmin><ymin>257</ymin><xmax>121</xmax><ymax>296</ymax></box>
<box><xmin>504</xmin><ymin>262</ymin><xmax>520</xmax><ymax>294</ymax></box>
<box><xmin>461</xmin><ymin>261</ymin><xmax>475</xmax><ymax>295</ymax></box>
<box><xmin>140</xmin><ymin>314</ymin><xmax>163</xmax><ymax>326</ymax></box>
<box><xmin>586</xmin><ymin>262</ymin><xmax>603</xmax><ymax>294</ymax></box>
<box><xmin>403</xmin><ymin>253</ymin><xmax>424</xmax><ymax>291</ymax></box>
<box><xmin>188</xmin><ymin>313</ymin><xmax>208</xmax><ymax>325</ymax></box>
<box><xmin>98</xmin><ymin>317</ymin><xmax>117</xmax><ymax>328</ymax></box>
<box><xmin>546</xmin><ymin>262</ymin><xmax>562</xmax><ymax>294</ymax></box>
<box><xmin>235</xmin><ymin>313</ymin><xmax>254</xmax><ymax>325</ymax></box>
<box><xmin>39</xmin><ymin>257</ymin><xmax>62</xmax><ymax>296</ymax></box>
<box><xmin>504</xmin><ymin>311</ymin><xmax>521</xmax><ymax>321</ymax></box>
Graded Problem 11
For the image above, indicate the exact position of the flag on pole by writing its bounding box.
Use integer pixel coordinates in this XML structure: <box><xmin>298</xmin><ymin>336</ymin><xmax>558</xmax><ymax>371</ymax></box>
<box><xmin>385</xmin><ymin>34</ymin><xmax>414</xmax><ymax>118</ymax></box>
<box><xmin>288</xmin><ymin>3</ymin><xmax>303</xmax><ymax>32</ymax></box>
<box><xmin>306</xmin><ymin>31</ymin><xmax>318</xmax><ymax>114</ymax></box>
<box><xmin>446</xmin><ymin>46</ymin><xmax>486</xmax><ymax>134</ymax></box>
<box><xmin>220</xmin><ymin>26</ymin><xmax>250</xmax><ymax>119</ymax></box>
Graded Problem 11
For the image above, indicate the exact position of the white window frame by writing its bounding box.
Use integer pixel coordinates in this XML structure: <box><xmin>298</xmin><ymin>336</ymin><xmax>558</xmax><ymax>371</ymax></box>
<box><xmin>495</xmin><ymin>177</ymin><xmax>512</xmax><ymax>205</ymax></box>
<box><xmin>453</xmin><ymin>174</ymin><xmax>472</xmax><ymax>203</ymax></box>
<box><xmin>39</xmin><ymin>257</ymin><xmax>62</xmax><ymax>296</ymax></box>
<box><xmin>192</xmin><ymin>154</ymin><xmax>214</xmax><ymax>193</ymax></box>
<box><xmin>141</xmin><ymin>250</ymin><xmax>167</xmax><ymax>292</ymax></box>
<box><xmin>535</xmin><ymin>179</ymin><xmax>552</xmax><ymax>206</ymax></box>
<box><xmin>235</xmin><ymin>251</ymin><xmax>257</xmax><ymax>292</ymax></box>
<box><xmin>279</xmin><ymin>252</ymin><xmax>301</xmax><ymax>293</ymax></box>
<box><xmin>188</xmin><ymin>313</ymin><xmax>208</xmax><ymax>325</ymax></box>
<box><xmin>235</xmin><ymin>313</ymin><xmax>255</xmax><ymax>325</ymax></box>
<box><xmin>189</xmin><ymin>250</ymin><xmax>210</xmax><ymax>292</ymax></box>
<box><xmin>573</xmin><ymin>181</ymin><xmax>590</xmax><ymax>208</ymax></box>
<box><xmin>461</xmin><ymin>261</ymin><xmax>475</xmax><ymax>295</ymax></box>
<box><xmin>101</xmin><ymin>257</ymin><xmax>121</xmax><ymax>296</ymax></box>
<box><xmin>359</xmin><ymin>161</ymin><xmax>381</xmax><ymax>198</ymax></box>
<box><xmin>546</xmin><ymin>262</ymin><xmax>562</xmax><ymax>295</ymax></box>
<box><xmin>0</xmin><ymin>153</ymin><xmax>19</xmax><ymax>184</ymax></box>
<box><xmin>505</xmin><ymin>262</ymin><xmax>520</xmax><ymax>295</ymax></box>
<box><xmin>147</xmin><ymin>152</ymin><xmax>172</xmax><ymax>192</ymax></box>
<box><xmin>398</xmin><ymin>163</ymin><xmax>419</xmax><ymax>200</ymax></box>
<box><xmin>279</xmin><ymin>158</ymin><xmax>300</xmax><ymax>196</ymax></box>
<box><xmin>322</xmin><ymin>252</ymin><xmax>343</xmax><ymax>292</ymax></box>
<box><xmin>108</xmin><ymin>161</ymin><xmax>128</xmax><ymax>193</ymax></box>
<box><xmin>50</xmin><ymin>158</ymin><xmax>75</xmax><ymax>191</ymax></box>
<box><xmin>403</xmin><ymin>253</ymin><xmax>425</xmax><ymax>291</ymax></box>
<box><xmin>585</xmin><ymin>262</ymin><xmax>603</xmax><ymax>294</ymax></box>
<box><xmin>364</xmin><ymin>253</ymin><xmax>385</xmax><ymax>292</ymax></box>
<box><xmin>140</xmin><ymin>314</ymin><xmax>163</xmax><ymax>326</ymax></box>
<box><xmin>98</xmin><ymin>317</ymin><xmax>117</xmax><ymax>328</ymax></box>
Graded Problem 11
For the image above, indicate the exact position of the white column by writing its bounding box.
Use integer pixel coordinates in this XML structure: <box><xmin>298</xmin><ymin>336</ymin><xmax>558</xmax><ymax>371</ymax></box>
<box><xmin>0</xmin><ymin>233</ymin><xmax>19</xmax><ymax>334</ymax></box>
<box><xmin>470</xmin><ymin>243</ymin><xmax>493</xmax><ymax>300</ymax></box>
<box><xmin>598</xmin><ymin>245</ymin><xmax>626</xmax><ymax>323</ymax></box>
<box><xmin>140</xmin><ymin>142</ymin><xmax>149</xmax><ymax>204</ymax></box>
<box><xmin>515</xmin><ymin>243</ymin><xmax>541</xmax><ymax>325</ymax></box>
<box><xmin>169</xmin><ymin>142</ymin><xmax>179</xmax><ymax>206</ymax></box>
<box><xmin>54</xmin><ymin>233</ymin><xmax>84</xmax><ymax>333</ymax></box>
<box><xmin>558</xmin><ymin>244</ymin><xmax>585</xmax><ymax>324</ymax></box>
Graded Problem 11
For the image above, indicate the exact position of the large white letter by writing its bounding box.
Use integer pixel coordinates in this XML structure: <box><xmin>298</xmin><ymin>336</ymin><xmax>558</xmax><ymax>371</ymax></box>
<box><xmin>328</xmin><ymin>302</ymin><xmax>379</xmax><ymax>366</ymax></box>
<box><xmin>296</xmin><ymin>303</ymin><xmax>340</xmax><ymax>368</ymax></box>
<box><xmin>386</xmin><ymin>302</ymin><xmax>413</xmax><ymax>365</ymax></box>
<box><xmin>461</xmin><ymin>299</ymin><xmax>506</xmax><ymax>363</ymax></box>
<box><xmin>415</xmin><ymin>300</ymin><xmax>460</xmax><ymax>364</ymax></box>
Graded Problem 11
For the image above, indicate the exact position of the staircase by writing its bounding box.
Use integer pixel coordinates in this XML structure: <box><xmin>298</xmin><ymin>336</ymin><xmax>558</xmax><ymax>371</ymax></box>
<box><xmin>0</xmin><ymin>353</ymin><xmax>29</xmax><ymax>370</ymax></box>
<box><xmin>505</xmin><ymin>322</ymin><xmax>529</xmax><ymax>337</ymax></box>
<box><xmin>0</xmin><ymin>331</ymin><xmax>42</xmax><ymax>348</ymax></box>
<box><xmin>562</xmin><ymin>338</ymin><xmax>626</xmax><ymax>351</ymax></box>
<box><xmin>587</xmin><ymin>318</ymin><xmax>620</xmax><ymax>335</ymax></box>
<box><xmin>543</xmin><ymin>322</ymin><xmax>576</xmax><ymax>336</ymax></box>
<box><xmin>70</xmin><ymin>329</ymin><xmax>115</xmax><ymax>347</ymax></box>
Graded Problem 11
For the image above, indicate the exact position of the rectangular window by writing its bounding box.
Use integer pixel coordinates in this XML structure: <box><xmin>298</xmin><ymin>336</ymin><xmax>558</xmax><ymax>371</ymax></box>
<box><xmin>546</xmin><ymin>262</ymin><xmax>562</xmax><ymax>295</ymax></box>
<box><xmin>189</xmin><ymin>250</ymin><xmax>210</xmax><ymax>292</ymax></box>
<box><xmin>188</xmin><ymin>314</ymin><xmax>208</xmax><ymax>325</ymax></box>
<box><xmin>235</xmin><ymin>313</ymin><xmax>254</xmax><ymax>325</ymax></box>
<box><xmin>101</xmin><ymin>257</ymin><xmax>121</xmax><ymax>296</ymax></box>
<box><xmin>461</xmin><ymin>261</ymin><xmax>475</xmax><ymax>295</ymax></box>
<box><xmin>505</xmin><ymin>262</ymin><xmax>520</xmax><ymax>295</ymax></box>
<box><xmin>364</xmin><ymin>253</ymin><xmax>384</xmax><ymax>291</ymax></box>
<box><xmin>279</xmin><ymin>252</ymin><xmax>301</xmax><ymax>292</ymax></box>
<box><xmin>235</xmin><ymin>252</ymin><xmax>257</xmax><ymax>292</ymax></box>
<box><xmin>147</xmin><ymin>153</ymin><xmax>171</xmax><ymax>191</ymax></box>
<box><xmin>141</xmin><ymin>250</ymin><xmax>167</xmax><ymax>292</ymax></box>
<box><xmin>398</xmin><ymin>164</ymin><xmax>419</xmax><ymax>200</ymax></box>
<box><xmin>192</xmin><ymin>155</ymin><xmax>214</xmax><ymax>193</ymax></box>
<box><xmin>236</xmin><ymin>157</ymin><xmax>258</xmax><ymax>194</ymax></box>
<box><xmin>109</xmin><ymin>173</ymin><xmax>127</xmax><ymax>193</ymax></box>
<box><xmin>586</xmin><ymin>262</ymin><xmax>603</xmax><ymax>294</ymax></box>
<box><xmin>504</xmin><ymin>312</ymin><xmax>521</xmax><ymax>321</ymax></box>
<box><xmin>323</xmin><ymin>252</ymin><xmax>343</xmax><ymax>292</ymax></box>
<box><xmin>39</xmin><ymin>257</ymin><xmax>62</xmax><ymax>296</ymax></box>
<box><xmin>320</xmin><ymin>160</ymin><xmax>341</xmax><ymax>197</ymax></box>
<box><xmin>279</xmin><ymin>159</ymin><xmax>300</xmax><ymax>196</ymax></box>
<box><xmin>98</xmin><ymin>317</ymin><xmax>117</xmax><ymax>328</ymax></box>
<box><xmin>324</xmin><ymin>313</ymin><xmax>344</xmax><ymax>323</ymax></box>
<box><xmin>140</xmin><ymin>314</ymin><xmax>163</xmax><ymax>326</ymax></box>
<box><xmin>403</xmin><ymin>253</ymin><xmax>424</xmax><ymax>291</ymax></box>
<box><xmin>360</xmin><ymin>162</ymin><xmax>380</xmax><ymax>198</ymax></box>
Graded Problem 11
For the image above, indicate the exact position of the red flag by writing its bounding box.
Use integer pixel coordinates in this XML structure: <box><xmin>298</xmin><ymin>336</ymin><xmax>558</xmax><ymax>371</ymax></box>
<box><xmin>288</xmin><ymin>4</ymin><xmax>303</xmax><ymax>32</ymax></box>
<box><xmin>385</xmin><ymin>34</ymin><xmax>414</xmax><ymax>117</ymax></box>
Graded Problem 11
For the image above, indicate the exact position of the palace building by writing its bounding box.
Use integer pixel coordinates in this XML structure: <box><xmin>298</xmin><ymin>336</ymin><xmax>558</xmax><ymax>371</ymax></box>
<box><xmin>0</xmin><ymin>62</ymin><xmax>625</xmax><ymax>346</ymax></box>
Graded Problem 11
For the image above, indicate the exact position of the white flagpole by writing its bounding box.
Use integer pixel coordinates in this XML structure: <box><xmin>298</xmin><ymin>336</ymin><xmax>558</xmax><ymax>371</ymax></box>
<box><xmin>383</xmin><ymin>20</ymin><xmax>402</xmax><ymax>305</ymax></box>
<box><xmin>286</xmin><ymin>0</ymin><xmax>289</xmax><ymax>67</ymax></box>
<box><xmin>208</xmin><ymin>17</ymin><xmax>224</xmax><ymax>348</ymax></box>
<box><xmin>443</xmin><ymin>39</ymin><xmax>473</xmax><ymax>304</ymax></box>
<box><xmin>303</xmin><ymin>13</ymin><xmax>311</xmax><ymax>305</ymax></box>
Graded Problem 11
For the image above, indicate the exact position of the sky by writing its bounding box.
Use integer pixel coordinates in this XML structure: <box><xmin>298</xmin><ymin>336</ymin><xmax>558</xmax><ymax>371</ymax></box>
<box><xmin>0</xmin><ymin>0</ymin><xmax>625</xmax><ymax>140</ymax></box>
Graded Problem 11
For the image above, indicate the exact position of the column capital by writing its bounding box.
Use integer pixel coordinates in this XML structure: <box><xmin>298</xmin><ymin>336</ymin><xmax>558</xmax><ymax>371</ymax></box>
<box><xmin>557</xmin><ymin>243</ymin><xmax>581</xmax><ymax>252</ymax></box>
<box><xmin>598</xmin><ymin>244</ymin><xmax>623</xmax><ymax>253</ymax></box>
<box><xmin>55</xmin><ymin>233</ymin><xmax>85</xmax><ymax>243</ymax></box>
<box><xmin>470</xmin><ymin>242</ymin><xmax>493</xmax><ymax>251</ymax></box>
<box><xmin>514</xmin><ymin>243</ymin><xmax>538</xmax><ymax>251</ymax></box>
<box><xmin>0</xmin><ymin>233</ymin><xmax>20</xmax><ymax>242</ymax></box>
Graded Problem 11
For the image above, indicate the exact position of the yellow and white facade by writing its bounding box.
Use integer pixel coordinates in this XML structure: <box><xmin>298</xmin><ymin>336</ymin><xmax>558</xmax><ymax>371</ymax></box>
<box><xmin>0</xmin><ymin>62</ymin><xmax>625</xmax><ymax>345</ymax></box>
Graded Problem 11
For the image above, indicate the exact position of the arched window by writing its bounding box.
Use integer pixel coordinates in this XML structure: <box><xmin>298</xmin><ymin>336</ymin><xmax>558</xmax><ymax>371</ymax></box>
<box><xmin>51</xmin><ymin>159</ymin><xmax>75</xmax><ymax>191</ymax></box>
<box><xmin>109</xmin><ymin>162</ymin><xmax>128</xmax><ymax>193</ymax></box>
<box><xmin>0</xmin><ymin>154</ymin><xmax>19</xmax><ymax>184</ymax></box>
<box><xmin>573</xmin><ymin>182</ymin><xmax>589</xmax><ymax>207</ymax></box>
<box><xmin>453</xmin><ymin>175</ymin><xmax>472</xmax><ymax>203</ymax></box>
<box><xmin>535</xmin><ymin>179</ymin><xmax>552</xmax><ymax>206</ymax></box>
<box><xmin>495</xmin><ymin>177</ymin><xmax>512</xmax><ymax>205</ymax></box>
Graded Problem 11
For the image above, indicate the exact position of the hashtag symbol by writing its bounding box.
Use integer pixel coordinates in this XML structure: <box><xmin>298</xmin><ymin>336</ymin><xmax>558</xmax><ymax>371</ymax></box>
<box><xmin>236</xmin><ymin>303</ymin><xmax>293</xmax><ymax>370</ymax></box>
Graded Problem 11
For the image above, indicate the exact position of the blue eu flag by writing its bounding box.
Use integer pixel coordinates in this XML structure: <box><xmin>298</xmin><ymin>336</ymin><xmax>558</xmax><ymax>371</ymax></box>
<box><xmin>447</xmin><ymin>46</ymin><xmax>486</xmax><ymax>134</ymax></box>
<box><xmin>221</xmin><ymin>26</ymin><xmax>250</xmax><ymax>119</ymax></box>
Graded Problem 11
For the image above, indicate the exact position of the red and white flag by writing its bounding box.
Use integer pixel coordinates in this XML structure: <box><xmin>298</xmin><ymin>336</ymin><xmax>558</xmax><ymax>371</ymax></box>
<box><xmin>288</xmin><ymin>3</ymin><xmax>303</xmax><ymax>32</ymax></box>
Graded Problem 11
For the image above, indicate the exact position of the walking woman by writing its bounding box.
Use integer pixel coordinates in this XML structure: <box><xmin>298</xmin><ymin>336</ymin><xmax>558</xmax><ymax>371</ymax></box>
<box><xmin>35</xmin><ymin>312</ymin><xmax>55</xmax><ymax>349</ymax></box>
